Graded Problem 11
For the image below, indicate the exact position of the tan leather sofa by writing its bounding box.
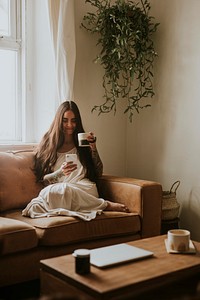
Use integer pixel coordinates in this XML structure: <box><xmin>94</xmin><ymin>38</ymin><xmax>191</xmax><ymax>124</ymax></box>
<box><xmin>0</xmin><ymin>146</ymin><xmax>162</xmax><ymax>287</ymax></box>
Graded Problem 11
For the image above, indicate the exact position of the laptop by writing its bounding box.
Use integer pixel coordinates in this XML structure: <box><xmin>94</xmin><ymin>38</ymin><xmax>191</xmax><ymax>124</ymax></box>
<box><xmin>90</xmin><ymin>243</ymin><xmax>154</xmax><ymax>268</ymax></box>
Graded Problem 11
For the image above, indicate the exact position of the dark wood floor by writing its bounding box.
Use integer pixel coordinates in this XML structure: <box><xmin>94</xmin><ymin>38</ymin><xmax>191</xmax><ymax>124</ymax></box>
<box><xmin>0</xmin><ymin>280</ymin><xmax>40</xmax><ymax>300</ymax></box>
<box><xmin>0</xmin><ymin>276</ymin><xmax>199</xmax><ymax>300</ymax></box>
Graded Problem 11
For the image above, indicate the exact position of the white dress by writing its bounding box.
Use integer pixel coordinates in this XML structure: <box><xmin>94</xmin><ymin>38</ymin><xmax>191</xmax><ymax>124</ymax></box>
<box><xmin>22</xmin><ymin>148</ymin><xmax>107</xmax><ymax>221</ymax></box>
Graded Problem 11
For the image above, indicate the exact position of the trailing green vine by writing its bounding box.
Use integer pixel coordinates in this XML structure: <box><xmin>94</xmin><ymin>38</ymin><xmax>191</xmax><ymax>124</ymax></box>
<box><xmin>82</xmin><ymin>0</ymin><xmax>159</xmax><ymax>121</ymax></box>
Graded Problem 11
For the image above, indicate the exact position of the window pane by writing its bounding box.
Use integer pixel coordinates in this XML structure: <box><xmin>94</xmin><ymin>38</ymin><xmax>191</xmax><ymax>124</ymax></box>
<box><xmin>0</xmin><ymin>49</ymin><xmax>19</xmax><ymax>141</ymax></box>
<box><xmin>0</xmin><ymin>0</ymin><xmax>10</xmax><ymax>36</ymax></box>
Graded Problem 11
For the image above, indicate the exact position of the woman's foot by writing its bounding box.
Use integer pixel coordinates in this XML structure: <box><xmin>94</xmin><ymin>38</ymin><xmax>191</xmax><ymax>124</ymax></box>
<box><xmin>105</xmin><ymin>201</ymin><xmax>130</xmax><ymax>213</ymax></box>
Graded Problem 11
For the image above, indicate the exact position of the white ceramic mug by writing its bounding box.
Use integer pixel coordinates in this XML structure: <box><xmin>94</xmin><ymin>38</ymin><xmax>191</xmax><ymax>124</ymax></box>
<box><xmin>167</xmin><ymin>229</ymin><xmax>190</xmax><ymax>252</ymax></box>
<box><xmin>78</xmin><ymin>133</ymin><xmax>90</xmax><ymax>147</ymax></box>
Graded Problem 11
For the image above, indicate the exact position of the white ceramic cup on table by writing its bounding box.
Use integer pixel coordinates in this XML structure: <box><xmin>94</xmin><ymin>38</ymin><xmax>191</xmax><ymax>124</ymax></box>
<box><xmin>167</xmin><ymin>229</ymin><xmax>190</xmax><ymax>252</ymax></box>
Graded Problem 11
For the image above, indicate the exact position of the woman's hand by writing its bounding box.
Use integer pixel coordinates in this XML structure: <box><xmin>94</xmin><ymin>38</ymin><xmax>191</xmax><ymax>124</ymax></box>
<box><xmin>62</xmin><ymin>162</ymin><xmax>77</xmax><ymax>176</ymax></box>
<box><xmin>87</xmin><ymin>132</ymin><xmax>97</xmax><ymax>151</ymax></box>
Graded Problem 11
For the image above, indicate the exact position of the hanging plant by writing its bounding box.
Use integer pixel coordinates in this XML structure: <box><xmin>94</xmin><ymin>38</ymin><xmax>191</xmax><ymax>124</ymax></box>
<box><xmin>82</xmin><ymin>0</ymin><xmax>159</xmax><ymax>121</ymax></box>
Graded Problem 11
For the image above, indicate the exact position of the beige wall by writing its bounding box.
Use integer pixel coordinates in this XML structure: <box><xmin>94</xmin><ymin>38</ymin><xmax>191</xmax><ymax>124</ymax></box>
<box><xmin>30</xmin><ymin>0</ymin><xmax>127</xmax><ymax>174</ymax></box>
<box><xmin>32</xmin><ymin>0</ymin><xmax>200</xmax><ymax>241</ymax></box>
<box><xmin>74</xmin><ymin>0</ymin><xmax>127</xmax><ymax>176</ymax></box>
<box><xmin>126</xmin><ymin>0</ymin><xmax>200</xmax><ymax>241</ymax></box>
<box><xmin>74</xmin><ymin>0</ymin><xmax>200</xmax><ymax>241</ymax></box>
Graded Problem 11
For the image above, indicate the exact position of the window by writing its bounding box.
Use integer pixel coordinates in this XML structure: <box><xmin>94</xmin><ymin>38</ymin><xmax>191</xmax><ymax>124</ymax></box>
<box><xmin>0</xmin><ymin>0</ymin><xmax>22</xmax><ymax>142</ymax></box>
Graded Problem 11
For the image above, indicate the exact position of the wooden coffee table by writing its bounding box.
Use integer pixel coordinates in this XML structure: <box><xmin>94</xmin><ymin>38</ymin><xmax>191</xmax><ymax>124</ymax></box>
<box><xmin>40</xmin><ymin>235</ymin><xmax>200</xmax><ymax>300</ymax></box>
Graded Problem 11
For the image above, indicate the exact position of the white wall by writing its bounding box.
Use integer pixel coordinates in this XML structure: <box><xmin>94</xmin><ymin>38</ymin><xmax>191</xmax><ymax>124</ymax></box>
<box><xmin>74</xmin><ymin>0</ymin><xmax>127</xmax><ymax>176</ymax></box>
<box><xmin>31</xmin><ymin>0</ymin><xmax>200</xmax><ymax>241</ymax></box>
<box><xmin>126</xmin><ymin>0</ymin><xmax>200</xmax><ymax>241</ymax></box>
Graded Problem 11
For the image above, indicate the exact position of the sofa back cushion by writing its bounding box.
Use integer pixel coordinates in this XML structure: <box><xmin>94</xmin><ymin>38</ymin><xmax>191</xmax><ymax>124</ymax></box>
<box><xmin>0</xmin><ymin>151</ymin><xmax>43</xmax><ymax>212</ymax></box>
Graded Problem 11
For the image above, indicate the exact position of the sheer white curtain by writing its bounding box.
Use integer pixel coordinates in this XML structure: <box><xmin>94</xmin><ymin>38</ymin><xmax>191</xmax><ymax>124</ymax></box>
<box><xmin>47</xmin><ymin>0</ymin><xmax>76</xmax><ymax>104</ymax></box>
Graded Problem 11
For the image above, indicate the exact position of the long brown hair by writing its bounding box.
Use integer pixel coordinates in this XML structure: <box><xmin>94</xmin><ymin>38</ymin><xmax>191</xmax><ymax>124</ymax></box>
<box><xmin>34</xmin><ymin>101</ymin><xmax>97</xmax><ymax>182</ymax></box>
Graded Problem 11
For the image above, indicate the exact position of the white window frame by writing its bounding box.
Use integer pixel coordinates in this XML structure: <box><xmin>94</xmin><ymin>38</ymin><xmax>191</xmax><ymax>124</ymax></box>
<box><xmin>0</xmin><ymin>0</ymin><xmax>22</xmax><ymax>143</ymax></box>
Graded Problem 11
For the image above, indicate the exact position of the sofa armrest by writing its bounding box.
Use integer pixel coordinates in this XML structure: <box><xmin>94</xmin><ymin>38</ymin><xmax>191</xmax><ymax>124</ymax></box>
<box><xmin>98</xmin><ymin>175</ymin><xmax>162</xmax><ymax>238</ymax></box>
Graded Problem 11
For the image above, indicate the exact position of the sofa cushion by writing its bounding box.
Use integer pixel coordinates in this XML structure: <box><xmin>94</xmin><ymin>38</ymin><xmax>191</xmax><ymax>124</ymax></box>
<box><xmin>3</xmin><ymin>211</ymin><xmax>140</xmax><ymax>246</ymax></box>
<box><xmin>0</xmin><ymin>152</ymin><xmax>43</xmax><ymax>212</ymax></box>
<box><xmin>0</xmin><ymin>217</ymin><xmax>38</xmax><ymax>255</ymax></box>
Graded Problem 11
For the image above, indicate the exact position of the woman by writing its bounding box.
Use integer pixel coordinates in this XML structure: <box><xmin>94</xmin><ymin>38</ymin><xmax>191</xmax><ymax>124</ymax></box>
<box><xmin>22</xmin><ymin>101</ymin><xmax>129</xmax><ymax>220</ymax></box>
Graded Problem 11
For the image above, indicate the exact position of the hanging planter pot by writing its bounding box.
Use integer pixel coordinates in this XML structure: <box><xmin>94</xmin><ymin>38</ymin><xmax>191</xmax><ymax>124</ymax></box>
<box><xmin>162</xmin><ymin>181</ymin><xmax>181</xmax><ymax>221</ymax></box>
